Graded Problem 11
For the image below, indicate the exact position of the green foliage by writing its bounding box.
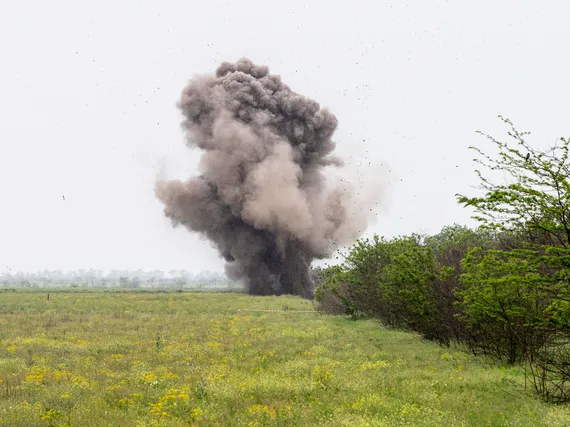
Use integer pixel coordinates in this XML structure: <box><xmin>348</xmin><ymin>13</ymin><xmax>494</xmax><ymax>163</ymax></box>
<box><xmin>119</xmin><ymin>277</ymin><xmax>141</xmax><ymax>289</ymax></box>
<box><xmin>456</xmin><ymin>115</ymin><xmax>570</xmax><ymax>248</ymax></box>
<box><xmin>371</xmin><ymin>235</ymin><xmax>438</xmax><ymax>331</ymax></box>
<box><xmin>317</xmin><ymin>235</ymin><xmax>447</xmax><ymax>339</ymax></box>
<box><xmin>425</xmin><ymin>224</ymin><xmax>498</xmax><ymax>269</ymax></box>
<box><xmin>423</xmin><ymin>225</ymin><xmax>499</xmax><ymax>345</ymax></box>
<box><xmin>455</xmin><ymin>116</ymin><xmax>570</xmax><ymax>401</ymax></box>
<box><xmin>314</xmin><ymin>117</ymin><xmax>570</xmax><ymax>403</ymax></box>
<box><xmin>457</xmin><ymin>247</ymin><xmax>549</xmax><ymax>364</ymax></box>
<box><xmin>317</xmin><ymin>228</ymin><xmax>502</xmax><ymax>345</ymax></box>
<box><xmin>313</xmin><ymin>265</ymin><xmax>352</xmax><ymax>316</ymax></box>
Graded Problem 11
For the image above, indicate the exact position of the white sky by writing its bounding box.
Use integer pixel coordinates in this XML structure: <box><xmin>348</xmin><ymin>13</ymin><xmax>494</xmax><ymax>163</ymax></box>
<box><xmin>1</xmin><ymin>1</ymin><xmax>569</xmax><ymax>273</ymax></box>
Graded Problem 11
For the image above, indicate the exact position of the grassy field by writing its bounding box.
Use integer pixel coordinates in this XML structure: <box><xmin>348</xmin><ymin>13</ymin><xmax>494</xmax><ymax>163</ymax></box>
<box><xmin>0</xmin><ymin>291</ymin><xmax>569</xmax><ymax>426</ymax></box>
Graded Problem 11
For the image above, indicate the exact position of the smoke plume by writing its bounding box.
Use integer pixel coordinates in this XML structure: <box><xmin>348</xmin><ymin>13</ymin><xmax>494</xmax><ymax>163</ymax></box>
<box><xmin>156</xmin><ymin>58</ymin><xmax>375</xmax><ymax>298</ymax></box>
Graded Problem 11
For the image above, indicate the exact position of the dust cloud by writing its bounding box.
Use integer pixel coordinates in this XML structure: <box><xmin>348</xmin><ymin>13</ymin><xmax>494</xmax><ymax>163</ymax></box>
<box><xmin>156</xmin><ymin>58</ymin><xmax>379</xmax><ymax>298</ymax></box>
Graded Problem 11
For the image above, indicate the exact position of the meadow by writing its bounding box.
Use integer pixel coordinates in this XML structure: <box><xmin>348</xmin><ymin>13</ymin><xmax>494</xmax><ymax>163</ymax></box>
<box><xmin>0</xmin><ymin>290</ymin><xmax>569</xmax><ymax>426</ymax></box>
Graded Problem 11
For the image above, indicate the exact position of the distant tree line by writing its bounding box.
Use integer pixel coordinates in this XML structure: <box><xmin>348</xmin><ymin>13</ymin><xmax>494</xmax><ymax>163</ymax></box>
<box><xmin>0</xmin><ymin>269</ymin><xmax>234</xmax><ymax>290</ymax></box>
<box><xmin>314</xmin><ymin>117</ymin><xmax>570</xmax><ymax>403</ymax></box>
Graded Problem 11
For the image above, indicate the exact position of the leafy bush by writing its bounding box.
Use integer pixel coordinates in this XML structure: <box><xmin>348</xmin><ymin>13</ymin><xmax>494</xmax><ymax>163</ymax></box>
<box><xmin>455</xmin><ymin>117</ymin><xmax>570</xmax><ymax>401</ymax></box>
<box><xmin>314</xmin><ymin>116</ymin><xmax>570</xmax><ymax>403</ymax></box>
<box><xmin>316</xmin><ymin>235</ymin><xmax>447</xmax><ymax>339</ymax></box>
<box><xmin>313</xmin><ymin>265</ymin><xmax>351</xmax><ymax>316</ymax></box>
<box><xmin>457</xmin><ymin>247</ymin><xmax>550</xmax><ymax>363</ymax></box>
<box><xmin>425</xmin><ymin>225</ymin><xmax>499</xmax><ymax>345</ymax></box>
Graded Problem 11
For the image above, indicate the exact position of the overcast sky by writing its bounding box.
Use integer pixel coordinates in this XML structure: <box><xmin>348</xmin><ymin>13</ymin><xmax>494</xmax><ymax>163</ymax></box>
<box><xmin>1</xmin><ymin>1</ymin><xmax>569</xmax><ymax>273</ymax></box>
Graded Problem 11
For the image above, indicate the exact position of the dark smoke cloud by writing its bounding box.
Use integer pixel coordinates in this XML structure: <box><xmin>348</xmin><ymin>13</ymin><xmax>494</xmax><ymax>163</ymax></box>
<box><xmin>156</xmin><ymin>58</ymin><xmax>375</xmax><ymax>298</ymax></box>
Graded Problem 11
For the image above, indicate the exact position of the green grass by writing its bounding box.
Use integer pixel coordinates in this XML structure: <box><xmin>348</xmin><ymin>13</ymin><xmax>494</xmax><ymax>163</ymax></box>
<box><xmin>0</xmin><ymin>291</ymin><xmax>568</xmax><ymax>426</ymax></box>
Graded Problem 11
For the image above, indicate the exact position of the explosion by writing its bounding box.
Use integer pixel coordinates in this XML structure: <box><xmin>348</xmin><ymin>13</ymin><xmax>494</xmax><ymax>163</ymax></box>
<box><xmin>156</xmin><ymin>58</ymin><xmax>374</xmax><ymax>298</ymax></box>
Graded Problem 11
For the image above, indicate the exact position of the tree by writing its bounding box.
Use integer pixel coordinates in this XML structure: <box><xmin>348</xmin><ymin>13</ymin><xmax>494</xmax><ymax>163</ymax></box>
<box><xmin>457</xmin><ymin>247</ymin><xmax>548</xmax><ymax>364</ymax></box>
<box><xmin>119</xmin><ymin>277</ymin><xmax>130</xmax><ymax>288</ymax></box>
<box><xmin>323</xmin><ymin>235</ymin><xmax>441</xmax><ymax>331</ymax></box>
<box><xmin>456</xmin><ymin>116</ymin><xmax>570</xmax><ymax>401</ymax></box>
<box><xmin>424</xmin><ymin>225</ymin><xmax>498</xmax><ymax>345</ymax></box>
<box><xmin>456</xmin><ymin>116</ymin><xmax>570</xmax><ymax>305</ymax></box>
<box><xmin>457</xmin><ymin>115</ymin><xmax>570</xmax><ymax>248</ymax></box>
<box><xmin>313</xmin><ymin>264</ymin><xmax>350</xmax><ymax>316</ymax></box>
